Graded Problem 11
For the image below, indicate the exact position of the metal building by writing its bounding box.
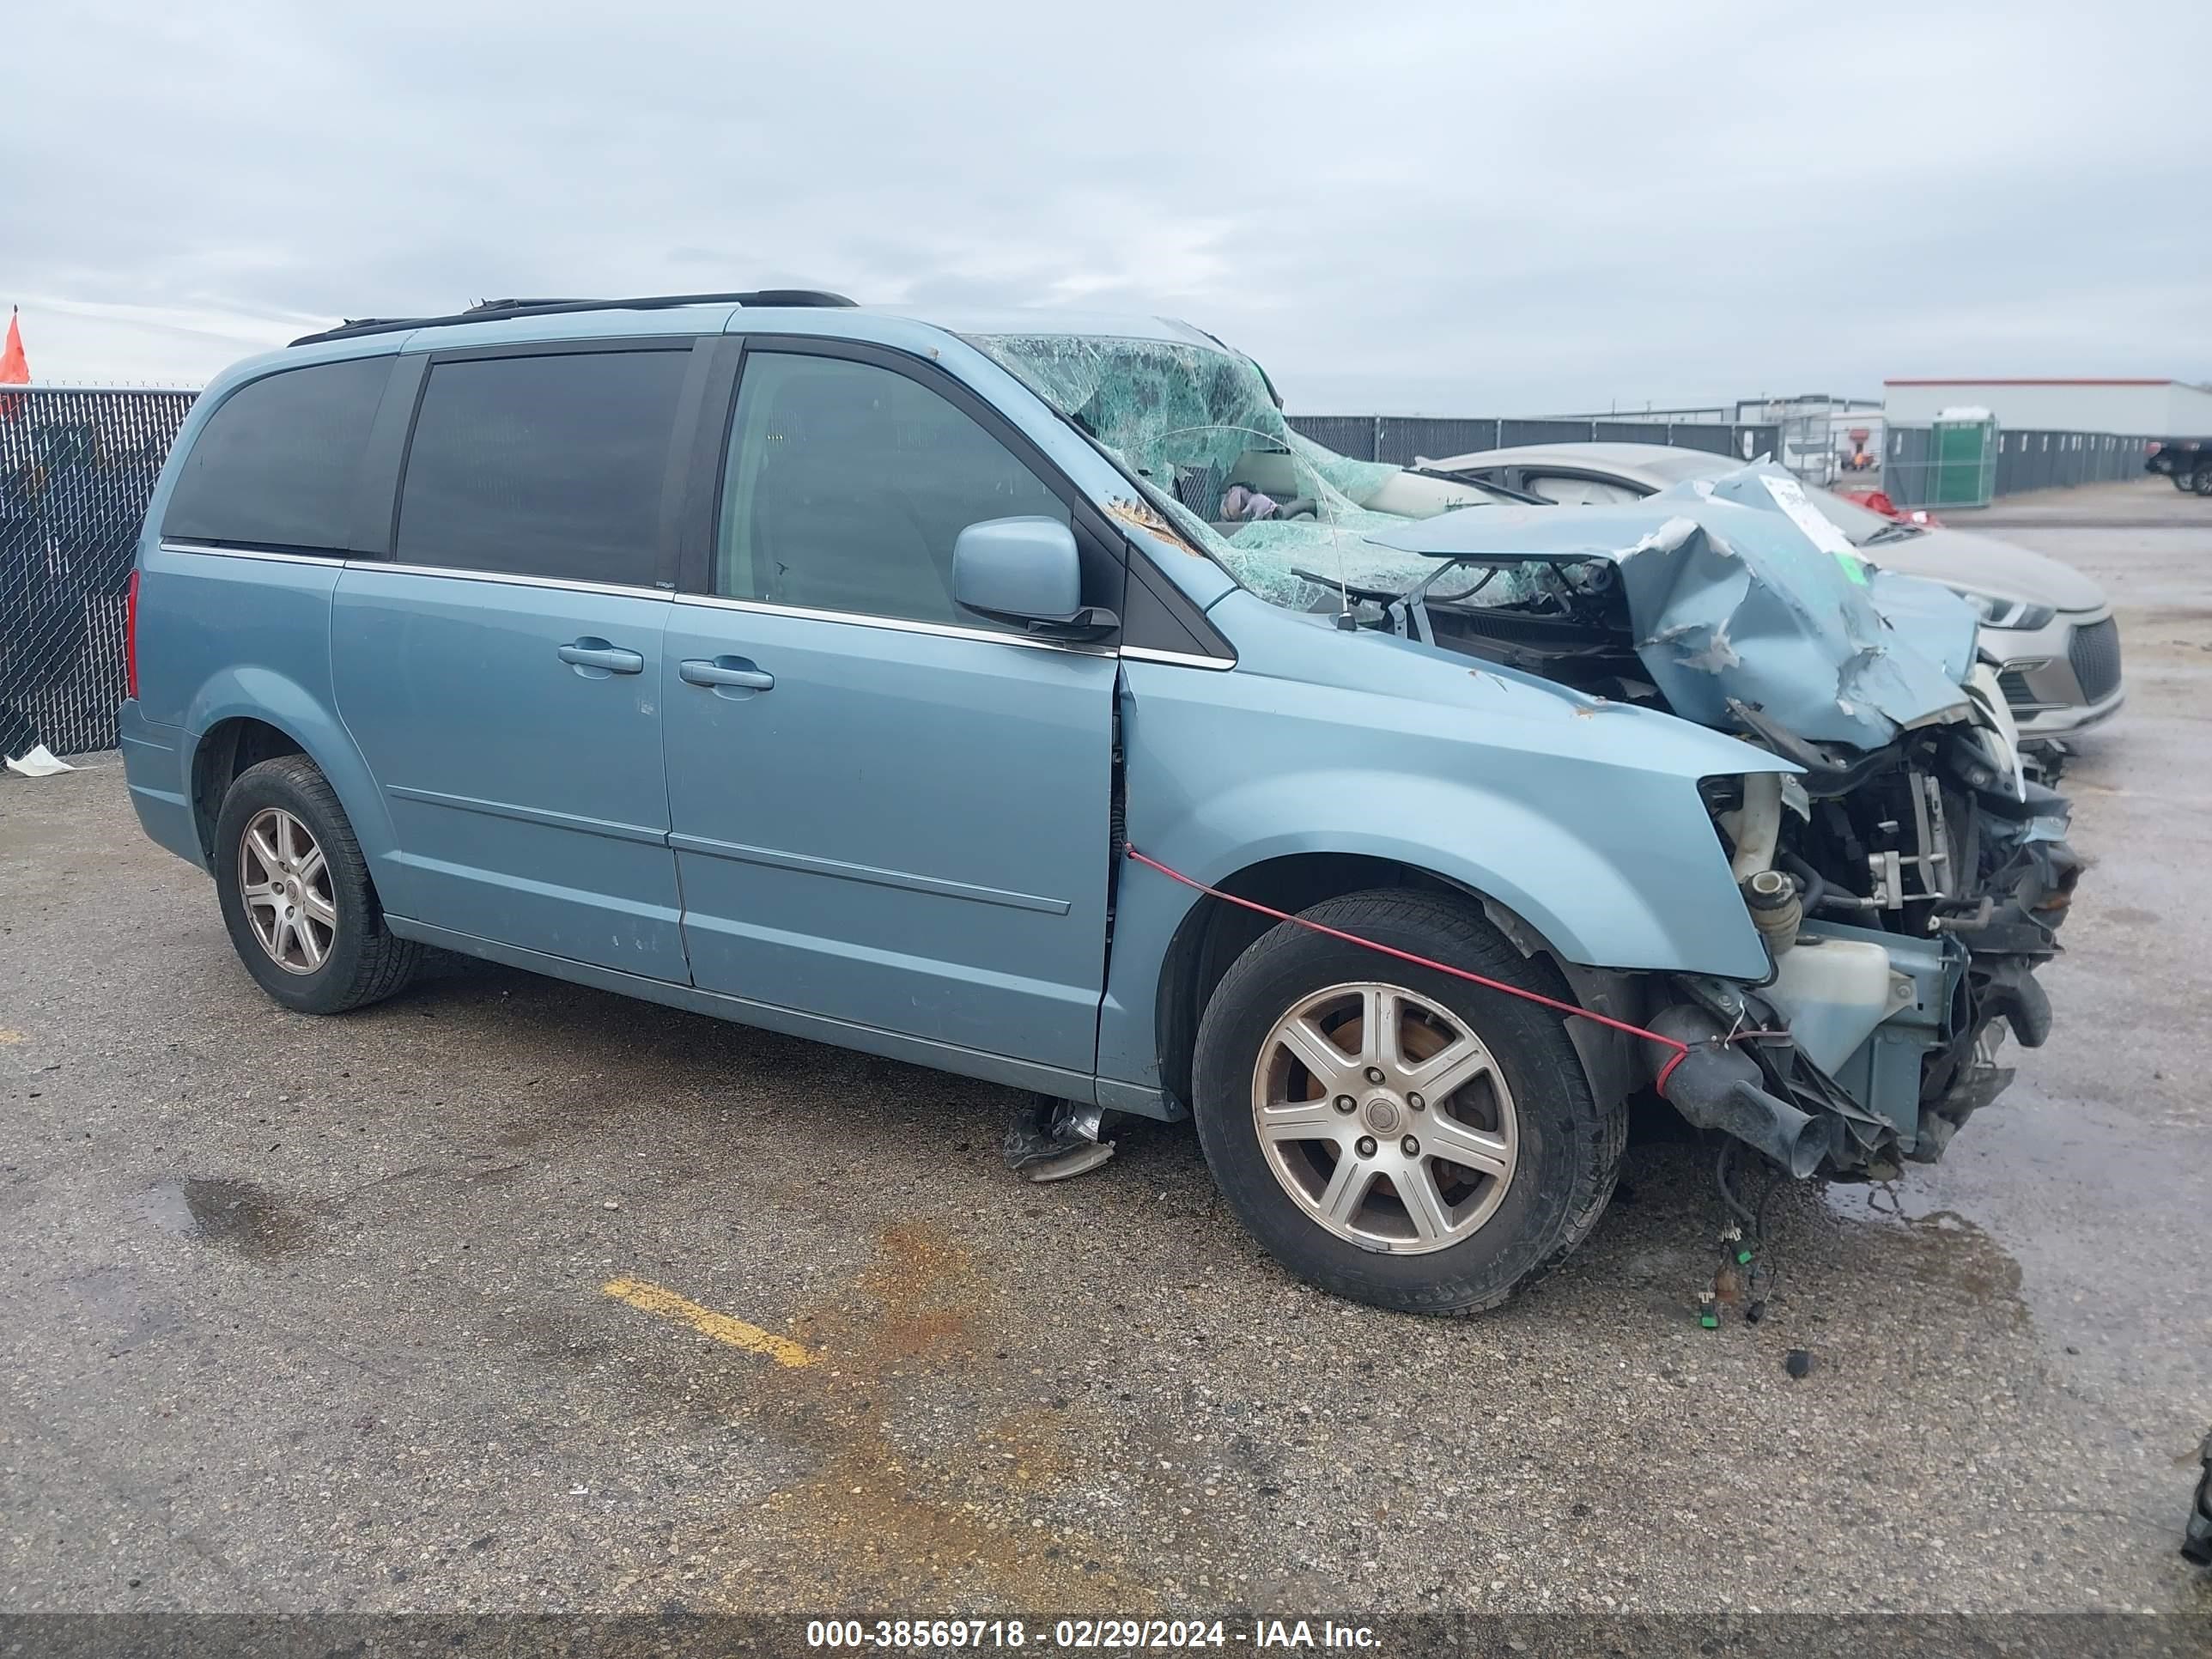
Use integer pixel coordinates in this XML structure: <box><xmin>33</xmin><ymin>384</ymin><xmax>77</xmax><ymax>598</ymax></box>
<box><xmin>1882</xmin><ymin>378</ymin><xmax>2212</xmax><ymax>435</ymax></box>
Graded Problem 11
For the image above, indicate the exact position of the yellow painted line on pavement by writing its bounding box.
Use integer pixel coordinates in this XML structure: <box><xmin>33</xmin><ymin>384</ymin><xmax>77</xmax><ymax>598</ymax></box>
<box><xmin>601</xmin><ymin>1275</ymin><xmax>817</xmax><ymax>1368</ymax></box>
<box><xmin>0</xmin><ymin>1030</ymin><xmax>26</xmax><ymax>1045</ymax></box>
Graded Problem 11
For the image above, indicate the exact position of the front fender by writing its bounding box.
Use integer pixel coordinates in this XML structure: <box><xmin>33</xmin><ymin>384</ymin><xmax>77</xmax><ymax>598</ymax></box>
<box><xmin>1131</xmin><ymin>768</ymin><xmax>1736</xmax><ymax>980</ymax></box>
<box><xmin>1097</xmin><ymin>634</ymin><xmax>1788</xmax><ymax>1093</ymax></box>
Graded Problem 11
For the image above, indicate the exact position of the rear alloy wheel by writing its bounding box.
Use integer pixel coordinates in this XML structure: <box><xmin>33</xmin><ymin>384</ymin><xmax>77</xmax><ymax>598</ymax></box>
<box><xmin>238</xmin><ymin>806</ymin><xmax>337</xmax><ymax>974</ymax></box>
<box><xmin>2196</xmin><ymin>471</ymin><xmax>2212</xmax><ymax>497</ymax></box>
<box><xmin>214</xmin><ymin>755</ymin><xmax>423</xmax><ymax>1014</ymax></box>
<box><xmin>1193</xmin><ymin>889</ymin><xmax>1626</xmax><ymax>1315</ymax></box>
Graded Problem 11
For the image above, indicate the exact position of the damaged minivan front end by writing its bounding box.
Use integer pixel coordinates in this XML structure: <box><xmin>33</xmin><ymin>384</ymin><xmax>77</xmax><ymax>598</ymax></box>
<box><xmin>969</xmin><ymin>323</ymin><xmax>2079</xmax><ymax>1184</ymax></box>
<box><xmin>1357</xmin><ymin>471</ymin><xmax>2081</xmax><ymax>1174</ymax></box>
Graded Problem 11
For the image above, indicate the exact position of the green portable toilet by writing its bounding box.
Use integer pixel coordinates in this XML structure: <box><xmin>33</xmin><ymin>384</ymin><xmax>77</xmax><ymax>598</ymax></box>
<box><xmin>1930</xmin><ymin>407</ymin><xmax>1996</xmax><ymax>507</ymax></box>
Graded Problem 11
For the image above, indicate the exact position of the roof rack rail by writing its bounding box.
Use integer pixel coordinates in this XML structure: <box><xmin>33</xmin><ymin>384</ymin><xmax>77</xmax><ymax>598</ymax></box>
<box><xmin>289</xmin><ymin>289</ymin><xmax>858</xmax><ymax>348</ymax></box>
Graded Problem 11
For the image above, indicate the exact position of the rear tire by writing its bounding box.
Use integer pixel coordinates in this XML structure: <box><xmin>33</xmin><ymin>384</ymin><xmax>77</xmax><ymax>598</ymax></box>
<box><xmin>1191</xmin><ymin>888</ymin><xmax>1626</xmax><ymax>1316</ymax></box>
<box><xmin>213</xmin><ymin>755</ymin><xmax>423</xmax><ymax>1014</ymax></box>
<box><xmin>2196</xmin><ymin>471</ymin><xmax>2212</xmax><ymax>497</ymax></box>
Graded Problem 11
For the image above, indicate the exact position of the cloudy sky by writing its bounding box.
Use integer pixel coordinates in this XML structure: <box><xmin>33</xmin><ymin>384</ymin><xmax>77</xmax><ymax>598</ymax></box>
<box><xmin>5</xmin><ymin>1</ymin><xmax>2208</xmax><ymax>411</ymax></box>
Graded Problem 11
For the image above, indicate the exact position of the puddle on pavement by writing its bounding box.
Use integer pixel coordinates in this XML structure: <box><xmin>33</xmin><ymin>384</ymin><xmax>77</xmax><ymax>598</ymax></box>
<box><xmin>135</xmin><ymin>1176</ymin><xmax>310</xmax><ymax>1261</ymax></box>
<box><xmin>1820</xmin><ymin>1179</ymin><xmax>2027</xmax><ymax>1323</ymax></box>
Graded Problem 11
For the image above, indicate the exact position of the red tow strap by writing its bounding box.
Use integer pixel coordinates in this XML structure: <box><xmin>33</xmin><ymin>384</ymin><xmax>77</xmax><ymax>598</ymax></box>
<box><xmin>1125</xmin><ymin>845</ymin><xmax>1729</xmax><ymax>1094</ymax></box>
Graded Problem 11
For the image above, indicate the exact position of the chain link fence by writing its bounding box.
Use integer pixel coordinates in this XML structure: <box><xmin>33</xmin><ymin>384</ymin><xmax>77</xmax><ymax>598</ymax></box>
<box><xmin>1287</xmin><ymin>414</ymin><xmax>1784</xmax><ymax>469</ymax></box>
<box><xmin>1303</xmin><ymin>411</ymin><xmax>2161</xmax><ymax>515</ymax></box>
<box><xmin>2</xmin><ymin>388</ymin><xmax>197</xmax><ymax>762</ymax></box>
<box><xmin>0</xmin><ymin>387</ymin><xmax>2172</xmax><ymax>765</ymax></box>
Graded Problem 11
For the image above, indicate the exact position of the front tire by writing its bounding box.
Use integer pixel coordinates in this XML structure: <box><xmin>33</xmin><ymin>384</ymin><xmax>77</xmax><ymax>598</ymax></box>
<box><xmin>1191</xmin><ymin>889</ymin><xmax>1626</xmax><ymax>1316</ymax></box>
<box><xmin>213</xmin><ymin>755</ymin><xmax>423</xmax><ymax>1014</ymax></box>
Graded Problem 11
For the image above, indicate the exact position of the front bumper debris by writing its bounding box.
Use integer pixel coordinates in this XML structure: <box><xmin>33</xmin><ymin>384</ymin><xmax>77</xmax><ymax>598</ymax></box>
<box><xmin>1003</xmin><ymin>1095</ymin><xmax>1115</xmax><ymax>1183</ymax></box>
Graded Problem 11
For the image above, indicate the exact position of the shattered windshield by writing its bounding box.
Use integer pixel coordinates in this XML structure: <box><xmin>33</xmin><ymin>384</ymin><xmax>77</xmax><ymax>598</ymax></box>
<box><xmin>963</xmin><ymin>331</ymin><xmax>1530</xmax><ymax>612</ymax></box>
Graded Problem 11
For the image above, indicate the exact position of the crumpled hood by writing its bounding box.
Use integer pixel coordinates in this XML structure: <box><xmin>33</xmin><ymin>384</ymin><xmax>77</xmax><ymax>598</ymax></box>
<box><xmin>1363</xmin><ymin>462</ymin><xmax>1984</xmax><ymax>750</ymax></box>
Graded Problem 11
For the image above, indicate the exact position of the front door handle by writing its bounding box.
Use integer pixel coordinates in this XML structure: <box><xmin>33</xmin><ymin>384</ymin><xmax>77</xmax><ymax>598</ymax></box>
<box><xmin>558</xmin><ymin>638</ymin><xmax>645</xmax><ymax>676</ymax></box>
<box><xmin>679</xmin><ymin>656</ymin><xmax>775</xmax><ymax>692</ymax></box>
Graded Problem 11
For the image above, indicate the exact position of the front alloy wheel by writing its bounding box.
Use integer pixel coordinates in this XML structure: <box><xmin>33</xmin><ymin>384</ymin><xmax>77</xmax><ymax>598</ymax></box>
<box><xmin>238</xmin><ymin>806</ymin><xmax>337</xmax><ymax>974</ymax></box>
<box><xmin>1191</xmin><ymin>888</ymin><xmax>1626</xmax><ymax>1316</ymax></box>
<box><xmin>1253</xmin><ymin>981</ymin><xmax>1518</xmax><ymax>1252</ymax></box>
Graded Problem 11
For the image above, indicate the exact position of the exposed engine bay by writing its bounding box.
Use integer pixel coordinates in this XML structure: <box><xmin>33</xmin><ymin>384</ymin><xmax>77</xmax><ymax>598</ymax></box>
<box><xmin>1673</xmin><ymin>742</ymin><xmax>2078</xmax><ymax>1171</ymax></box>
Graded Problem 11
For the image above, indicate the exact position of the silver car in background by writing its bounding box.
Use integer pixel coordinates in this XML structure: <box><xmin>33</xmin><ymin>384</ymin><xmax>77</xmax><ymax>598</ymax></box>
<box><xmin>1418</xmin><ymin>441</ymin><xmax>2124</xmax><ymax>743</ymax></box>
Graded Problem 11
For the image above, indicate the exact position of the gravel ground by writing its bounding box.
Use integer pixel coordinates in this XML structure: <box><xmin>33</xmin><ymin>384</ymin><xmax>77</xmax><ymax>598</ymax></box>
<box><xmin>2</xmin><ymin>480</ymin><xmax>2209</xmax><ymax>1618</ymax></box>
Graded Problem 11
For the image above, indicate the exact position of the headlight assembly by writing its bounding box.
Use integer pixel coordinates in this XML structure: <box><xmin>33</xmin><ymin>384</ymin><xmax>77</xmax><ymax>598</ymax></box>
<box><xmin>1953</xmin><ymin>589</ymin><xmax>2057</xmax><ymax>631</ymax></box>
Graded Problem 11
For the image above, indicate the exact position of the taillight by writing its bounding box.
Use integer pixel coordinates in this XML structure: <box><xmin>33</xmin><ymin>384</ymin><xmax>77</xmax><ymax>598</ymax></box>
<box><xmin>125</xmin><ymin>569</ymin><xmax>140</xmax><ymax>701</ymax></box>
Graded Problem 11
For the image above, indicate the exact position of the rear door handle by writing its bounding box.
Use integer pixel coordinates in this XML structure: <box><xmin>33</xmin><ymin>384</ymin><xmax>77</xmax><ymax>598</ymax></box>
<box><xmin>679</xmin><ymin>656</ymin><xmax>775</xmax><ymax>691</ymax></box>
<box><xmin>558</xmin><ymin>639</ymin><xmax>645</xmax><ymax>675</ymax></box>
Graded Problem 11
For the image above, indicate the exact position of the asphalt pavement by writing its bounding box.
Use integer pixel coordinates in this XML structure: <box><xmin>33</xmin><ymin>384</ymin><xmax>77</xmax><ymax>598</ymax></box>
<box><xmin>3</xmin><ymin>479</ymin><xmax>2209</xmax><ymax>1617</ymax></box>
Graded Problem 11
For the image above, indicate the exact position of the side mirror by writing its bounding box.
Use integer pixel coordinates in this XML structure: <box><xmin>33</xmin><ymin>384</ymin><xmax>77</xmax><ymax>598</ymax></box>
<box><xmin>952</xmin><ymin>516</ymin><xmax>1117</xmax><ymax>640</ymax></box>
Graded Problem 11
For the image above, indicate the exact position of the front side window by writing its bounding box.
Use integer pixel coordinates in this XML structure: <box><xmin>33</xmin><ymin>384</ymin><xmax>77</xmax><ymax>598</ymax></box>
<box><xmin>396</xmin><ymin>349</ymin><xmax>690</xmax><ymax>585</ymax></box>
<box><xmin>162</xmin><ymin>356</ymin><xmax>392</xmax><ymax>552</ymax></box>
<box><xmin>715</xmin><ymin>351</ymin><xmax>1067</xmax><ymax>628</ymax></box>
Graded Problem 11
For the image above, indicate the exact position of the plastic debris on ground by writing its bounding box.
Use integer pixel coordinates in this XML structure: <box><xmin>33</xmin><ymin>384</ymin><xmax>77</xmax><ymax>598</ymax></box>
<box><xmin>4</xmin><ymin>744</ymin><xmax>74</xmax><ymax>778</ymax></box>
<box><xmin>1002</xmin><ymin>1094</ymin><xmax>1115</xmax><ymax>1184</ymax></box>
<box><xmin>2186</xmin><ymin>1431</ymin><xmax>2212</xmax><ymax>1566</ymax></box>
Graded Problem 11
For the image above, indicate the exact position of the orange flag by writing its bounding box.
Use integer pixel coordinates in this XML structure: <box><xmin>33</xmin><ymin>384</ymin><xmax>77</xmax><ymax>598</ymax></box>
<box><xmin>0</xmin><ymin>308</ymin><xmax>27</xmax><ymax>384</ymax></box>
<box><xmin>0</xmin><ymin>307</ymin><xmax>24</xmax><ymax>420</ymax></box>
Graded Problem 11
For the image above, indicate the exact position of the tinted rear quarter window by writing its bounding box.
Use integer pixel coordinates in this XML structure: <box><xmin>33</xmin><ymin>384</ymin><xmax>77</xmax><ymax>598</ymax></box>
<box><xmin>162</xmin><ymin>356</ymin><xmax>392</xmax><ymax>551</ymax></box>
<box><xmin>396</xmin><ymin>349</ymin><xmax>690</xmax><ymax>586</ymax></box>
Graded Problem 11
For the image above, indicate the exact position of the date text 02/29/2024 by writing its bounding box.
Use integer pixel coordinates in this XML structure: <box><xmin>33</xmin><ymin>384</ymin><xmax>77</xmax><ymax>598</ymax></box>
<box><xmin>804</xmin><ymin>1620</ymin><xmax>1379</xmax><ymax>1650</ymax></box>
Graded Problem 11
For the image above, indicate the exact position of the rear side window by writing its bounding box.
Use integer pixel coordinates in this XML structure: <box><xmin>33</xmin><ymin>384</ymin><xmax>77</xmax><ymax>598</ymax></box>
<box><xmin>395</xmin><ymin>349</ymin><xmax>689</xmax><ymax>586</ymax></box>
<box><xmin>161</xmin><ymin>356</ymin><xmax>392</xmax><ymax>552</ymax></box>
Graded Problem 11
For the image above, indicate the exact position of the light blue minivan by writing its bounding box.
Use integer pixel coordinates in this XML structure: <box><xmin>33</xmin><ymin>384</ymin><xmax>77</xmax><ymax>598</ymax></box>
<box><xmin>120</xmin><ymin>292</ymin><xmax>2079</xmax><ymax>1313</ymax></box>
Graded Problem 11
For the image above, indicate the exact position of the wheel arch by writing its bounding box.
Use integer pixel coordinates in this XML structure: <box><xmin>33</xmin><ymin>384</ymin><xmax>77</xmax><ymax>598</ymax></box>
<box><xmin>190</xmin><ymin>716</ymin><xmax>310</xmax><ymax>861</ymax></box>
<box><xmin>1147</xmin><ymin>851</ymin><xmax>1639</xmax><ymax>1115</ymax></box>
<box><xmin>183</xmin><ymin>672</ymin><xmax>396</xmax><ymax>876</ymax></box>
